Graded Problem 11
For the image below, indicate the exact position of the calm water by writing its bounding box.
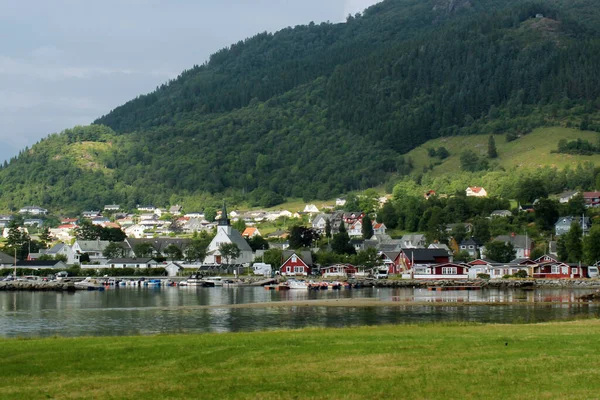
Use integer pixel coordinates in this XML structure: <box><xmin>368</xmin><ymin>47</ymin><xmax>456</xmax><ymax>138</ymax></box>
<box><xmin>0</xmin><ymin>286</ymin><xmax>598</xmax><ymax>338</ymax></box>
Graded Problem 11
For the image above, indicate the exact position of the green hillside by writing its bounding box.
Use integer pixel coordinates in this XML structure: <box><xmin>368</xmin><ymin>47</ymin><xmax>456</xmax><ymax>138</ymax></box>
<box><xmin>407</xmin><ymin>127</ymin><xmax>600</xmax><ymax>175</ymax></box>
<box><xmin>1</xmin><ymin>0</ymin><xmax>600</xmax><ymax>213</ymax></box>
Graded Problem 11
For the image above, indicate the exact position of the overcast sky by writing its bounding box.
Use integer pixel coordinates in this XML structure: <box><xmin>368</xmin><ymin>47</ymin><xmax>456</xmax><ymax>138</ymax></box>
<box><xmin>0</xmin><ymin>0</ymin><xmax>380</xmax><ymax>162</ymax></box>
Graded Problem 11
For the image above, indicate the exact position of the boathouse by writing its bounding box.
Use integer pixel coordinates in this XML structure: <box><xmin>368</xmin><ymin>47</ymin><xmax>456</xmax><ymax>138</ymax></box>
<box><xmin>279</xmin><ymin>253</ymin><xmax>310</xmax><ymax>276</ymax></box>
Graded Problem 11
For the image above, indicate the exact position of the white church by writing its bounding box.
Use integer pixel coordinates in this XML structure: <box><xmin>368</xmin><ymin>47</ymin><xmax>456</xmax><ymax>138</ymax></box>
<box><xmin>204</xmin><ymin>203</ymin><xmax>254</xmax><ymax>265</ymax></box>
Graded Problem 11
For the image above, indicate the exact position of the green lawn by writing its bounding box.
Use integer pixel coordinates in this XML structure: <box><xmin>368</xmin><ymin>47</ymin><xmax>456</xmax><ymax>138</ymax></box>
<box><xmin>1</xmin><ymin>319</ymin><xmax>600</xmax><ymax>399</ymax></box>
<box><xmin>407</xmin><ymin>127</ymin><xmax>600</xmax><ymax>176</ymax></box>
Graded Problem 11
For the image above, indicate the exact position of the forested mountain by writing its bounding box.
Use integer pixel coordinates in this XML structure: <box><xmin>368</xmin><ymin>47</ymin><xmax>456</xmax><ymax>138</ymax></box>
<box><xmin>2</xmin><ymin>0</ymin><xmax>600</xmax><ymax>213</ymax></box>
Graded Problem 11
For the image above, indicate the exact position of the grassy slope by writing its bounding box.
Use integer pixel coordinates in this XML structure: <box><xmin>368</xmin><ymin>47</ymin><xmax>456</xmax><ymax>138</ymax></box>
<box><xmin>1</xmin><ymin>320</ymin><xmax>600</xmax><ymax>399</ymax></box>
<box><xmin>407</xmin><ymin>127</ymin><xmax>600</xmax><ymax>176</ymax></box>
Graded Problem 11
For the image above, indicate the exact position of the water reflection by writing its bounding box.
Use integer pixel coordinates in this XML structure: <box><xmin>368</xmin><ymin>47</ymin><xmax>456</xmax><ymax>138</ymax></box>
<box><xmin>0</xmin><ymin>287</ymin><xmax>598</xmax><ymax>338</ymax></box>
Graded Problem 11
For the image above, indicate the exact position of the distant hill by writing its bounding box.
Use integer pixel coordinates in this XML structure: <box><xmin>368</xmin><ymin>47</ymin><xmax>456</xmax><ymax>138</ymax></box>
<box><xmin>1</xmin><ymin>0</ymin><xmax>600</xmax><ymax>213</ymax></box>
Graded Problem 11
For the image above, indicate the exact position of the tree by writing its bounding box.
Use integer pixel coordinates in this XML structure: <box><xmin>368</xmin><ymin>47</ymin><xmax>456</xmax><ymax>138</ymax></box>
<box><xmin>583</xmin><ymin>225</ymin><xmax>600</xmax><ymax>265</ymax></box>
<box><xmin>472</xmin><ymin>218</ymin><xmax>491</xmax><ymax>244</ymax></box>
<box><xmin>262</xmin><ymin>248</ymin><xmax>283</xmax><ymax>268</ymax></box>
<box><xmin>533</xmin><ymin>198</ymin><xmax>559</xmax><ymax>232</ymax></box>
<box><xmin>325</xmin><ymin>218</ymin><xmax>332</xmax><ymax>238</ymax></box>
<box><xmin>488</xmin><ymin>135</ymin><xmax>498</xmax><ymax>158</ymax></box>
<box><xmin>484</xmin><ymin>241</ymin><xmax>516</xmax><ymax>263</ymax></box>
<box><xmin>564</xmin><ymin>221</ymin><xmax>583</xmax><ymax>263</ymax></box>
<box><xmin>134</xmin><ymin>242</ymin><xmax>155</xmax><ymax>258</ymax></box>
<box><xmin>219</xmin><ymin>243</ymin><xmax>241</xmax><ymax>264</ymax></box>
<box><xmin>5</xmin><ymin>222</ymin><xmax>32</xmax><ymax>260</ymax></box>
<box><xmin>164</xmin><ymin>244</ymin><xmax>183</xmax><ymax>261</ymax></box>
<box><xmin>75</xmin><ymin>221</ymin><xmax>103</xmax><ymax>240</ymax></box>
<box><xmin>378</xmin><ymin>202</ymin><xmax>398</xmax><ymax>229</ymax></box>
<box><xmin>103</xmin><ymin>242</ymin><xmax>126</xmax><ymax>259</ymax></box>
<box><xmin>351</xmin><ymin>247</ymin><xmax>380</xmax><ymax>270</ymax></box>
<box><xmin>361</xmin><ymin>214</ymin><xmax>374</xmax><ymax>239</ymax></box>
<box><xmin>101</xmin><ymin>227</ymin><xmax>127</xmax><ymax>242</ymax></box>
<box><xmin>204</xmin><ymin>207</ymin><xmax>217</xmax><ymax>222</ymax></box>
<box><xmin>39</xmin><ymin>227</ymin><xmax>51</xmax><ymax>249</ymax></box>
<box><xmin>289</xmin><ymin>226</ymin><xmax>319</xmax><ymax>249</ymax></box>
<box><xmin>450</xmin><ymin>224</ymin><xmax>468</xmax><ymax>245</ymax></box>
<box><xmin>331</xmin><ymin>221</ymin><xmax>355</xmax><ymax>255</ymax></box>
<box><xmin>247</xmin><ymin>235</ymin><xmax>269</xmax><ymax>251</ymax></box>
<box><xmin>460</xmin><ymin>150</ymin><xmax>480</xmax><ymax>172</ymax></box>
<box><xmin>185</xmin><ymin>239</ymin><xmax>209</xmax><ymax>263</ymax></box>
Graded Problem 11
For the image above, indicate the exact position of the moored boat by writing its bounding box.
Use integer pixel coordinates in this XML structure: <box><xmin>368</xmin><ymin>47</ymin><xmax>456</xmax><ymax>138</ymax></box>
<box><xmin>75</xmin><ymin>277</ymin><xmax>105</xmax><ymax>291</ymax></box>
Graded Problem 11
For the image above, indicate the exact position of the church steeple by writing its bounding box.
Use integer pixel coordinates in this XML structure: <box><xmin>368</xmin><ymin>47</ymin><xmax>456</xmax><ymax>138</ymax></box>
<box><xmin>218</xmin><ymin>201</ymin><xmax>230</xmax><ymax>226</ymax></box>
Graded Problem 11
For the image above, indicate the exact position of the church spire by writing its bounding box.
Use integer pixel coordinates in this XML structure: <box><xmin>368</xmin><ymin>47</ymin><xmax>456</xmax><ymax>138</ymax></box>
<box><xmin>219</xmin><ymin>201</ymin><xmax>230</xmax><ymax>226</ymax></box>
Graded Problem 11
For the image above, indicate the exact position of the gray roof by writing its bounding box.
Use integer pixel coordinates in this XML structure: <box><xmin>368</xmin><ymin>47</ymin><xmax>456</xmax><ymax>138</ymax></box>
<box><xmin>45</xmin><ymin>243</ymin><xmax>66</xmax><ymax>255</ymax></box>
<box><xmin>125</xmin><ymin>238</ymin><xmax>192</xmax><ymax>251</ymax></box>
<box><xmin>493</xmin><ymin>235</ymin><xmax>532</xmax><ymax>249</ymax></box>
<box><xmin>0</xmin><ymin>252</ymin><xmax>15</xmax><ymax>264</ymax></box>
<box><xmin>76</xmin><ymin>240</ymin><xmax>112</xmax><ymax>252</ymax></box>
<box><xmin>402</xmin><ymin>248</ymin><xmax>450</xmax><ymax>262</ymax></box>
<box><xmin>221</xmin><ymin>229</ymin><xmax>253</xmax><ymax>253</ymax></box>
<box><xmin>283</xmin><ymin>250</ymin><xmax>313</xmax><ymax>266</ymax></box>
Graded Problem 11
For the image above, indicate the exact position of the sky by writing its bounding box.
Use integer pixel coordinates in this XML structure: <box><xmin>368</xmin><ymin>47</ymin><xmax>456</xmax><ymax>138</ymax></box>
<box><xmin>0</xmin><ymin>0</ymin><xmax>380</xmax><ymax>163</ymax></box>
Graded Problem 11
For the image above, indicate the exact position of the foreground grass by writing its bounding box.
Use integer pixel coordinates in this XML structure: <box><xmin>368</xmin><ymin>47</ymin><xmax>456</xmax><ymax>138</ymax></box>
<box><xmin>2</xmin><ymin>320</ymin><xmax>600</xmax><ymax>399</ymax></box>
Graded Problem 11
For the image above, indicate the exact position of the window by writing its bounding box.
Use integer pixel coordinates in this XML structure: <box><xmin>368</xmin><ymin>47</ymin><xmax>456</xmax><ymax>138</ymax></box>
<box><xmin>571</xmin><ymin>268</ymin><xmax>577</xmax><ymax>275</ymax></box>
<box><xmin>551</xmin><ymin>265</ymin><xmax>560</xmax><ymax>274</ymax></box>
<box><xmin>286</xmin><ymin>266</ymin><xmax>291</xmax><ymax>273</ymax></box>
<box><xmin>469</xmin><ymin>245</ymin><xmax>474</xmax><ymax>249</ymax></box>
<box><xmin>294</xmin><ymin>266</ymin><xmax>304</xmax><ymax>273</ymax></box>
<box><xmin>442</xmin><ymin>267</ymin><xmax>457</xmax><ymax>275</ymax></box>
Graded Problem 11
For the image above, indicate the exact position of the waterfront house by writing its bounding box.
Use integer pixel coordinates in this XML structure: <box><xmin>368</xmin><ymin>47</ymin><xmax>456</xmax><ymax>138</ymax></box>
<box><xmin>533</xmin><ymin>261</ymin><xmax>589</xmax><ymax>279</ymax></box>
<box><xmin>320</xmin><ymin>264</ymin><xmax>357</xmax><ymax>278</ymax></box>
<box><xmin>43</xmin><ymin>243</ymin><xmax>77</xmax><ymax>265</ymax></box>
<box><xmin>400</xmin><ymin>248</ymin><xmax>452</xmax><ymax>271</ymax></box>
<box><xmin>279</xmin><ymin>252</ymin><xmax>311</xmax><ymax>276</ymax></box>
<box><xmin>407</xmin><ymin>262</ymin><xmax>470</xmax><ymax>280</ymax></box>
<box><xmin>165</xmin><ymin>262</ymin><xmax>184</xmax><ymax>277</ymax></box>
<box><xmin>72</xmin><ymin>240</ymin><xmax>112</xmax><ymax>264</ymax></box>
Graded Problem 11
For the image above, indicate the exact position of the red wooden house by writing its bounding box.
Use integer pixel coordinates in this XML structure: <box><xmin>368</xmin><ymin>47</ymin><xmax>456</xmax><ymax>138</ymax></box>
<box><xmin>279</xmin><ymin>253</ymin><xmax>311</xmax><ymax>276</ymax></box>
<box><xmin>410</xmin><ymin>262</ymin><xmax>470</xmax><ymax>279</ymax></box>
<box><xmin>533</xmin><ymin>262</ymin><xmax>590</xmax><ymax>279</ymax></box>
<box><xmin>400</xmin><ymin>249</ymin><xmax>451</xmax><ymax>270</ymax></box>
<box><xmin>320</xmin><ymin>264</ymin><xmax>357</xmax><ymax>278</ymax></box>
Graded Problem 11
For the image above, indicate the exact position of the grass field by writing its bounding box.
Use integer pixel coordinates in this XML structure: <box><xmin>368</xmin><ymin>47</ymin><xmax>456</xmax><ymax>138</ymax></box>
<box><xmin>406</xmin><ymin>127</ymin><xmax>600</xmax><ymax>176</ymax></box>
<box><xmin>2</xmin><ymin>319</ymin><xmax>600</xmax><ymax>399</ymax></box>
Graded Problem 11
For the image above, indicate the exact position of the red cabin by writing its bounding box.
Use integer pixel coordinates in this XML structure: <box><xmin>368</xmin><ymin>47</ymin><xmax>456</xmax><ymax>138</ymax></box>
<box><xmin>279</xmin><ymin>253</ymin><xmax>310</xmax><ymax>276</ymax></box>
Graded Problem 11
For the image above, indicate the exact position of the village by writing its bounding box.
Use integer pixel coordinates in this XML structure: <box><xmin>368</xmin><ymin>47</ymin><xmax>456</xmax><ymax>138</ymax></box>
<box><xmin>1</xmin><ymin>186</ymin><xmax>600</xmax><ymax>282</ymax></box>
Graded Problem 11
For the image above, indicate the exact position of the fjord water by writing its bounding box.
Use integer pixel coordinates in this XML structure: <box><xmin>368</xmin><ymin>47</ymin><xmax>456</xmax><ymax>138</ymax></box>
<box><xmin>1</xmin><ymin>287</ymin><xmax>598</xmax><ymax>338</ymax></box>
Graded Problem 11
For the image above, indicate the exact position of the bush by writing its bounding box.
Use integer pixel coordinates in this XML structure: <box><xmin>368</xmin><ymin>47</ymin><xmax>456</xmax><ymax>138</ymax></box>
<box><xmin>477</xmin><ymin>273</ymin><xmax>490</xmax><ymax>280</ymax></box>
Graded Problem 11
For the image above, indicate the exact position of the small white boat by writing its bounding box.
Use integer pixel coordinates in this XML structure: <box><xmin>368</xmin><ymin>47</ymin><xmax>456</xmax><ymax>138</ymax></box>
<box><xmin>287</xmin><ymin>279</ymin><xmax>309</xmax><ymax>290</ymax></box>
<box><xmin>185</xmin><ymin>273</ymin><xmax>205</xmax><ymax>286</ymax></box>
<box><xmin>202</xmin><ymin>276</ymin><xmax>224</xmax><ymax>287</ymax></box>
<box><xmin>75</xmin><ymin>277</ymin><xmax>105</xmax><ymax>291</ymax></box>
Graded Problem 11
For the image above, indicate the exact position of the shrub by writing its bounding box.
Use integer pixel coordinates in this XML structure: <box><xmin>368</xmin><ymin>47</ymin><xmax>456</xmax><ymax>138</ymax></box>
<box><xmin>477</xmin><ymin>273</ymin><xmax>490</xmax><ymax>280</ymax></box>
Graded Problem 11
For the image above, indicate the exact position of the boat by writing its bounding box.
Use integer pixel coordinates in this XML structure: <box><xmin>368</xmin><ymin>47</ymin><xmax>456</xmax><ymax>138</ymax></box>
<box><xmin>185</xmin><ymin>273</ymin><xmax>205</xmax><ymax>286</ymax></box>
<box><xmin>287</xmin><ymin>279</ymin><xmax>309</xmax><ymax>290</ymax></box>
<box><xmin>202</xmin><ymin>276</ymin><xmax>224</xmax><ymax>287</ymax></box>
<box><xmin>75</xmin><ymin>277</ymin><xmax>105</xmax><ymax>291</ymax></box>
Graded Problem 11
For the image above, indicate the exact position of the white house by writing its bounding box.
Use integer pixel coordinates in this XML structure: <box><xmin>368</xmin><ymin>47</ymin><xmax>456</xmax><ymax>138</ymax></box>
<box><xmin>204</xmin><ymin>204</ymin><xmax>253</xmax><ymax>265</ymax></box>
<box><xmin>19</xmin><ymin>206</ymin><xmax>48</xmax><ymax>215</ymax></box>
<box><xmin>165</xmin><ymin>262</ymin><xmax>184</xmax><ymax>277</ymax></box>
<box><xmin>303</xmin><ymin>204</ymin><xmax>319</xmax><ymax>214</ymax></box>
<box><xmin>466</xmin><ymin>186</ymin><xmax>487</xmax><ymax>197</ymax></box>
<box><xmin>124</xmin><ymin>224</ymin><xmax>146</xmax><ymax>238</ymax></box>
<box><xmin>106</xmin><ymin>258</ymin><xmax>158</xmax><ymax>269</ymax></box>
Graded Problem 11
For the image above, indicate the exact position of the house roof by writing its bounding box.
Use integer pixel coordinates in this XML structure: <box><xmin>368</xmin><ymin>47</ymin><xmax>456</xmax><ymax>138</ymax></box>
<box><xmin>15</xmin><ymin>260</ymin><xmax>65</xmax><ymax>267</ymax></box>
<box><xmin>555</xmin><ymin>216</ymin><xmax>591</xmax><ymax>226</ymax></box>
<box><xmin>493</xmin><ymin>235</ymin><xmax>533</xmax><ymax>249</ymax></box>
<box><xmin>283</xmin><ymin>250</ymin><xmax>313</xmax><ymax>266</ymax></box>
<box><xmin>583</xmin><ymin>192</ymin><xmax>600</xmax><ymax>198</ymax></box>
<box><xmin>467</xmin><ymin>186</ymin><xmax>485</xmax><ymax>193</ymax></box>
<box><xmin>45</xmin><ymin>243</ymin><xmax>66</xmax><ymax>255</ymax></box>
<box><xmin>460</xmin><ymin>237</ymin><xmax>482</xmax><ymax>246</ymax></box>
<box><xmin>242</xmin><ymin>227</ymin><xmax>259</xmax><ymax>237</ymax></box>
<box><xmin>125</xmin><ymin>238</ymin><xmax>192</xmax><ymax>251</ymax></box>
<box><xmin>0</xmin><ymin>252</ymin><xmax>15</xmax><ymax>264</ymax></box>
<box><xmin>75</xmin><ymin>240</ymin><xmax>112</xmax><ymax>252</ymax></box>
<box><xmin>402</xmin><ymin>248</ymin><xmax>449</xmax><ymax>262</ymax></box>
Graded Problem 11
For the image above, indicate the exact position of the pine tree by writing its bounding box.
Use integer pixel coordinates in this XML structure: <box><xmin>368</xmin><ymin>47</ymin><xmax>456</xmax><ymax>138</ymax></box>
<box><xmin>325</xmin><ymin>218</ymin><xmax>331</xmax><ymax>238</ymax></box>
<box><xmin>488</xmin><ymin>135</ymin><xmax>498</xmax><ymax>158</ymax></box>
<box><xmin>361</xmin><ymin>214</ymin><xmax>374</xmax><ymax>239</ymax></box>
